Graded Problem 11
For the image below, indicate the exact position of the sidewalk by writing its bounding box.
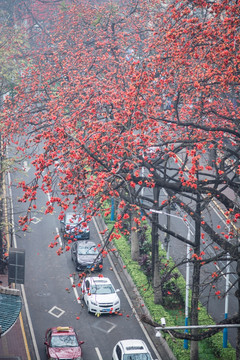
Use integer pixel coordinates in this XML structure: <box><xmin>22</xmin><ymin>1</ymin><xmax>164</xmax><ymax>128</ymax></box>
<box><xmin>0</xmin><ymin>273</ymin><xmax>30</xmax><ymax>360</ymax></box>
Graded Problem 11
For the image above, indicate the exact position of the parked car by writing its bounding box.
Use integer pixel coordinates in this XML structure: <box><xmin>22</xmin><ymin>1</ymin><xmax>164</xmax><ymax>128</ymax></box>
<box><xmin>71</xmin><ymin>240</ymin><xmax>103</xmax><ymax>272</ymax></box>
<box><xmin>112</xmin><ymin>339</ymin><xmax>154</xmax><ymax>360</ymax></box>
<box><xmin>44</xmin><ymin>326</ymin><xmax>84</xmax><ymax>360</ymax></box>
<box><xmin>60</xmin><ymin>212</ymin><xmax>90</xmax><ymax>240</ymax></box>
<box><xmin>81</xmin><ymin>276</ymin><xmax>120</xmax><ymax>314</ymax></box>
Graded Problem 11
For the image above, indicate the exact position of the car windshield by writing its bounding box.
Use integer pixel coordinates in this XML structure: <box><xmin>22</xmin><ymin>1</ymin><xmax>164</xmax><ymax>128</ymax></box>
<box><xmin>78</xmin><ymin>246</ymin><xmax>97</xmax><ymax>255</ymax></box>
<box><xmin>91</xmin><ymin>284</ymin><xmax>115</xmax><ymax>294</ymax></box>
<box><xmin>123</xmin><ymin>354</ymin><xmax>152</xmax><ymax>360</ymax></box>
<box><xmin>50</xmin><ymin>334</ymin><xmax>79</xmax><ymax>348</ymax></box>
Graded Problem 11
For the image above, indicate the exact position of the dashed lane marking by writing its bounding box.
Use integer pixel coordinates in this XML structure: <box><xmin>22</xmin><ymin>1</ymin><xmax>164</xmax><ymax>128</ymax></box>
<box><xmin>69</xmin><ymin>276</ymin><xmax>81</xmax><ymax>304</ymax></box>
<box><xmin>95</xmin><ymin>347</ymin><xmax>103</xmax><ymax>360</ymax></box>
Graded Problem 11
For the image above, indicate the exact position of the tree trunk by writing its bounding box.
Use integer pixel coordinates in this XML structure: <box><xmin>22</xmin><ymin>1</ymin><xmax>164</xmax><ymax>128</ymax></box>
<box><xmin>152</xmin><ymin>209</ymin><xmax>162</xmax><ymax>303</ymax></box>
<box><xmin>190</xmin><ymin>193</ymin><xmax>201</xmax><ymax>359</ymax></box>
<box><xmin>190</xmin><ymin>261</ymin><xmax>200</xmax><ymax>359</ymax></box>
<box><xmin>208</xmin><ymin>145</ymin><xmax>216</xmax><ymax>166</ymax></box>
<box><xmin>0</xmin><ymin>136</ymin><xmax>4</xmax><ymax>274</ymax></box>
<box><xmin>152</xmin><ymin>186</ymin><xmax>162</xmax><ymax>304</ymax></box>
<box><xmin>131</xmin><ymin>217</ymin><xmax>139</xmax><ymax>261</ymax></box>
<box><xmin>153</xmin><ymin>237</ymin><xmax>162</xmax><ymax>304</ymax></box>
<box><xmin>236</xmin><ymin>247</ymin><xmax>240</xmax><ymax>360</ymax></box>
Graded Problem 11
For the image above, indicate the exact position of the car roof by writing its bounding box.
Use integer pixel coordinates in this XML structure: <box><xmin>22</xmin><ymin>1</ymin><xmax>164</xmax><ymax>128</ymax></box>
<box><xmin>118</xmin><ymin>339</ymin><xmax>149</xmax><ymax>354</ymax></box>
<box><xmin>50</xmin><ymin>326</ymin><xmax>76</xmax><ymax>336</ymax></box>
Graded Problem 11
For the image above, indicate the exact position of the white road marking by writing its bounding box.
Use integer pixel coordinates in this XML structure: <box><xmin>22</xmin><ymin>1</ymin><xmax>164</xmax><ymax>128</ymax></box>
<box><xmin>48</xmin><ymin>306</ymin><xmax>65</xmax><ymax>318</ymax></box>
<box><xmin>95</xmin><ymin>347</ymin><xmax>103</xmax><ymax>360</ymax></box>
<box><xmin>23</xmin><ymin>160</ymin><xmax>30</xmax><ymax>172</ymax></box>
<box><xmin>56</xmin><ymin>227</ymin><xmax>62</xmax><ymax>247</ymax></box>
<box><xmin>47</xmin><ymin>192</ymin><xmax>51</xmax><ymax>202</ymax></box>
<box><xmin>31</xmin><ymin>216</ymin><xmax>41</xmax><ymax>224</ymax></box>
<box><xmin>69</xmin><ymin>276</ymin><xmax>81</xmax><ymax>304</ymax></box>
<box><xmin>92</xmin><ymin>320</ymin><xmax>116</xmax><ymax>333</ymax></box>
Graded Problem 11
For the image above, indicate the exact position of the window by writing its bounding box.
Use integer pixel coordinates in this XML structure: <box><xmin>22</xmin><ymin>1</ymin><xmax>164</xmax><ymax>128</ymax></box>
<box><xmin>116</xmin><ymin>344</ymin><xmax>122</xmax><ymax>360</ymax></box>
<box><xmin>50</xmin><ymin>335</ymin><xmax>78</xmax><ymax>348</ymax></box>
<box><xmin>91</xmin><ymin>284</ymin><xmax>114</xmax><ymax>294</ymax></box>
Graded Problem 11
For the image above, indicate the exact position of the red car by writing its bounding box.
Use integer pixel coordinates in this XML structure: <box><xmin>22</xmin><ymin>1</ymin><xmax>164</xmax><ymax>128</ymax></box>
<box><xmin>44</xmin><ymin>326</ymin><xmax>84</xmax><ymax>360</ymax></box>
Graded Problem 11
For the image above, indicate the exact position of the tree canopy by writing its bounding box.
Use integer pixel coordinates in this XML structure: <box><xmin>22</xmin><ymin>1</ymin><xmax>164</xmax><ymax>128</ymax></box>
<box><xmin>2</xmin><ymin>0</ymin><xmax>240</xmax><ymax>356</ymax></box>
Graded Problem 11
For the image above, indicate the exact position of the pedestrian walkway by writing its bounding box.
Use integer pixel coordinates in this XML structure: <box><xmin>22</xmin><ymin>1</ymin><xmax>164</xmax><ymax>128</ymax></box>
<box><xmin>0</xmin><ymin>273</ymin><xmax>30</xmax><ymax>360</ymax></box>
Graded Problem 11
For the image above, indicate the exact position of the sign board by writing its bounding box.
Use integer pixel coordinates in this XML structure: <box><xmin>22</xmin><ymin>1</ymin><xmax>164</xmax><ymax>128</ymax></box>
<box><xmin>8</xmin><ymin>248</ymin><xmax>25</xmax><ymax>285</ymax></box>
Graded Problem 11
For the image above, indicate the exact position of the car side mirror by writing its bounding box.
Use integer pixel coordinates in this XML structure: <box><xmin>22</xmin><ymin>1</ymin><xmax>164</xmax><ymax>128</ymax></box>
<box><xmin>115</xmin><ymin>289</ymin><xmax>120</xmax><ymax>292</ymax></box>
<box><xmin>44</xmin><ymin>341</ymin><xmax>49</xmax><ymax>345</ymax></box>
<box><xmin>79</xmin><ymin>341</ymin><xmax>84</xmax><ymax>345</ymax></box>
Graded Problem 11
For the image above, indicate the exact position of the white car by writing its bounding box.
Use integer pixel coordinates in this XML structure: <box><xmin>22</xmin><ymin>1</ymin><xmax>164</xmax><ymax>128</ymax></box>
<box><xmin>81</xmin><ymin>276</ymin><xmax>120</xmax><ymax>314</ymax></box>
<box><xmin>112</xmin><ymin>339</ymin><xmax>155</xmax><ymax>360</ymax></box>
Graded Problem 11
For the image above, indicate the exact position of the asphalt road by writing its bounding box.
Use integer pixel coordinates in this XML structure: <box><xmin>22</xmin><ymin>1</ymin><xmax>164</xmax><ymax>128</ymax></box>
<box><xmin>8</xmin><ymin>164</ymin><xmax>161</xmax><ymax>360</ymax></box>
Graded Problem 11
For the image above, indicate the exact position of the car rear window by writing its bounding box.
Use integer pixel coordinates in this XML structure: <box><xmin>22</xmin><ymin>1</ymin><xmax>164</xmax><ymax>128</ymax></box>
<box><xmin>123</xmin><ymin>354</ymin><xmax>151</xmax><ymax>360</ymax></box>
<box><xmin>91</xmin><ymin>284</ymin><xmax>114</xmax><ymax>294</ymax></box>
<box><xmin>78</xmin><ymin>245</ymin><xmax>97</xmax><ymax>255</ymax></box>
<box><xmin>66</xmin><ymin>214</ymin><xmax>83</xmax><ymax>223</ymax></box>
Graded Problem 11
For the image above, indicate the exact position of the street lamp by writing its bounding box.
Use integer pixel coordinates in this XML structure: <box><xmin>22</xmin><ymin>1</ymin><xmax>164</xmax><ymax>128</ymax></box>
<box><xmin>150</xmin><ymin>209</ymin><xmax>191</xmax><ymax>349</ymax></box>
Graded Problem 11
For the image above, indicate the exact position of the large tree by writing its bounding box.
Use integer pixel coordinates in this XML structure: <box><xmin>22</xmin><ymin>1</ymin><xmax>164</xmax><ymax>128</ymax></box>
<box><xmin>2</xmin><ymin>0</ymin><xmax>240</xmax><ymax>358</ymax></box>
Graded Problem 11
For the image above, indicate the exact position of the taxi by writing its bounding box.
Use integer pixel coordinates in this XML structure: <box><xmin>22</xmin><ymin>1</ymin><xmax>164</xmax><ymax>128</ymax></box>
<box><xmin>44</xmin><ymin>326</ymin><xmax>84</xmax><ymax>360</ymax></box>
